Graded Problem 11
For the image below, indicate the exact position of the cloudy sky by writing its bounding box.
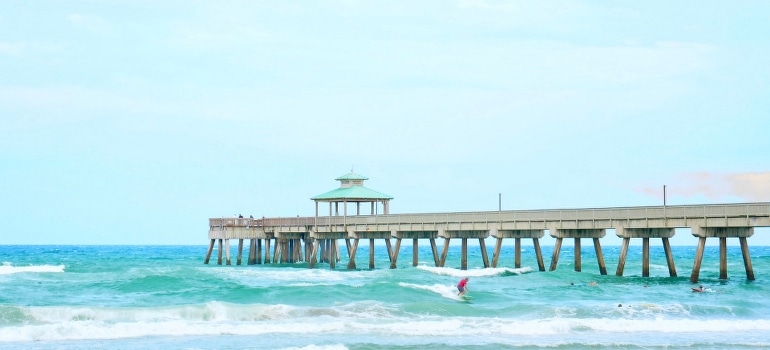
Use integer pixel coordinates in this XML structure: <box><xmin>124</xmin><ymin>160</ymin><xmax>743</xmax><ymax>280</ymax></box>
<box><xmin>1</xmin><ymin>1</ymin><xmax>768</xmax><ymax>246</ymax></box>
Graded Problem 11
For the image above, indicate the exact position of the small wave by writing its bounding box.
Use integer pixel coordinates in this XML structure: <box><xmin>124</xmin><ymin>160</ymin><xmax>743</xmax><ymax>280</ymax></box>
<box><xmin>416</xmin><ymin>265</ymin><xmax>530</xmax><ymax>277</ymax></box>
<box><xmin>0</xmin><ymin>264</ymin><xmax>65</xmax><ymax>275</ymax></box>
<box><xmin>200</xmin><ymin>266</ymin><xmax>387</xmax><ymax>287</ymax></box>
<box><xmin>278</xmin><ymin>344</ymin><xmax>349</xmax><ymax>350</ymax></box>
<box><xmin>399</xmin><ymin>282</ymin><xmax>463</xmax><ymax>301</ymax></box>
<box><xmin>3</xmin><ymin>304</ymin><xmax>770</xmax><ymax>343</ymax></box>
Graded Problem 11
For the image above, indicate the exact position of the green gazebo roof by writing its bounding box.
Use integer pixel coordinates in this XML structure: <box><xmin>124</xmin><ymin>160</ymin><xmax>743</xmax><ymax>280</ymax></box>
<box><xmin>311</xmin><ymin>171</ymin><xmax>393</xmax><ymax>201</ymax></box>
<box><xmin>311</xmin><ymin>186</ymin><xmax>393</xmax><ymax>201</ymax></box>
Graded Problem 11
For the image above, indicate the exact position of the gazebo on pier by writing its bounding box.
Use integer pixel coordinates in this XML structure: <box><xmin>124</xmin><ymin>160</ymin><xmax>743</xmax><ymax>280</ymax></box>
<box><xmin>309</xmin><ymin>171</ymin><xmax>394</xmax><ymax>269</ymax></box>
<box><xmin>311</xmin><ymin>171</ymin><xmax>393</xmax><ymax>216</ymax></box>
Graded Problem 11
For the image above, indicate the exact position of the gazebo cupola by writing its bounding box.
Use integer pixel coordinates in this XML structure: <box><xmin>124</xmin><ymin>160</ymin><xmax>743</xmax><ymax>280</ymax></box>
<box><xmin>311</xmin><ymin>171</ymin><xmax>393</xmax><ymax>217</ymax></box>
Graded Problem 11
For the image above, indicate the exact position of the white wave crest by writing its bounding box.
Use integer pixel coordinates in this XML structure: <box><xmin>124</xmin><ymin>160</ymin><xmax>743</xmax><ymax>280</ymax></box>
<box><xmin>278</xmin><ymin>345</ymin><xmax>349</xmax><ymax>350</ymax></box>
<box><xmin>3</xmin><ymin>305</ymin><xmax>770</xmax><ymax>344</ymax></box>
<box><xmin>416</xmin><ymin>264</ymin><xmax>530</xmax><ymax>277</ymax></box>
<box><xmin>399</xmin><ymin>282</ymin><xmax>464</xmax><ymax>301</ymax></box>
<box><xmin>0</xmin><ymin>263</ymin><xmax>65</xmax><ymax>275</ymax></box>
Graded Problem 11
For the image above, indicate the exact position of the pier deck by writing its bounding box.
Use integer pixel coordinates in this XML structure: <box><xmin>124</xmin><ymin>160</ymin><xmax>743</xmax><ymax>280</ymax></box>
<box><xmin>206</xmin><ymin>202</ymin><xmax>770</xmax><ymax>282</ymax></box>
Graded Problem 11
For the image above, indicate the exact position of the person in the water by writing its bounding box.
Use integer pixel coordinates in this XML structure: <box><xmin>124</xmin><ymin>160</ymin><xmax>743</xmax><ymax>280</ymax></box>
<box><xmin>457</xmin><ymin>277</ymin><xmax>469</xmax><ymax>296</ymax></box>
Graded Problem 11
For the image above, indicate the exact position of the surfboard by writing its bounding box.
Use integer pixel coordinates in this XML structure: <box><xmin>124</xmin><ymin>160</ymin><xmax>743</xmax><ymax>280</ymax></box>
<box><xmin>461</xmin><ymin>294</ymin><xmax>473</xmax><ymax>301</ymax></box>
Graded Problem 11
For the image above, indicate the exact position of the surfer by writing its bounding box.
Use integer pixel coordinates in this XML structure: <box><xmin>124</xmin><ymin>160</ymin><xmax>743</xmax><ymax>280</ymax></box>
<box><xmin>457</xmin><ymin>277</ymin><xmax>469</xmax><ymax>296</ymax></box>
<box><xmin>692</xmin><ymin>285</ymin><xmax>704</xmax><ymax>292</ymax></box>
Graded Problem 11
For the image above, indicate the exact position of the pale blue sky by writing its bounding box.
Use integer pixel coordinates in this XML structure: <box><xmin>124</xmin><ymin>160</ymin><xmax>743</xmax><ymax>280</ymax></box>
<box><xmin>1</xmin><ymin>1</ymin><xmax>768</xmax><ymax>246</ymax></box>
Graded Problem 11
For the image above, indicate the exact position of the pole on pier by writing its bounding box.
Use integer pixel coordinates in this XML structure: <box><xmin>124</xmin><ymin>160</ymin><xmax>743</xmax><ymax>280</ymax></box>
<box><xmin>385</xmin><ymin>238</ymin><xmax>393</xmax><ymax>263</ymax></box>
<box><xmin>461</xmin><ymin>238</ymin><xmax>468</xmax><ymax>270</ymax></box>
<box><xmin>412</xmin><ymin>238</ymin><xmax>419</xmax><ymax>267</ymax></box>
<box><xmin>739</xmin><ymin>237</ymin><xmax>755</xmax><ymax>280</ymax></box>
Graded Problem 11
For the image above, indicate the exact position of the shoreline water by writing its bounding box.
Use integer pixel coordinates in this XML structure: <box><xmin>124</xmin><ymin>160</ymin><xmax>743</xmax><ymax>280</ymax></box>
<box><xmin>1</xmin><ymin>245</ymin><xmax>768</xmax><ymax>349</ymax></box>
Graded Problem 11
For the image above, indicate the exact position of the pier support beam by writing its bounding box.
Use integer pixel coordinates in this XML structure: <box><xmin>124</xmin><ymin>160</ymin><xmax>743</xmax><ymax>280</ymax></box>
<box><xmin>740</xmin><ymin>237</ymin><xmax>755</xmax><ymax>280</ymax></box>
<box><xmin>491</xmin><ymin>230</ymin><xmax>545</xmax><ymax>270</ymax></box>
<box><xmin>345</xmin><ymin>231</ymin><xmax>393</xmax><ymax>270</ymax></box>
<box><xmin>593</xmin><ymin>238</ymin><xmax>607</xmax><ymax>275</ymax></box>
<box><xmin>439</xmin><ymin>238</ymin><xmax>450</xmax><ymax>267</ymax></box>
<box><xmin>237</xmin><ymin>239</ymin><xmax>244</xmax><ymax>265</ymax></box>
<box><xmin>370</xmin><ymin>239</ymin><xmax>376</xmax><ymax>269</ymax></box>
<box><xmin>307</xmin><ymin>232</ymin><xmax>348</xmax><ymax>269</ymax></box>
<box><xmin>438</xmin><ymin>230</ymin><xmax>490</xmax><ymax>270</ymax></box>
<box><xmin>479</xmin><ymin>238</ymin><xmax>490</xmax><ymax>268</ymax></box>
<box><xmin>689</xmin><ymin>226</ymin><xmax>755</xmax><ymax>283</ymax></box>
<box><xmin>347</xmin><ymin>239</ymin><xmax>359</xmax><ymax>269</ymax></box>
<box><xmin>390</xmin><ymin>231</ymin><xmax>440</xmax><ymax>269</ymax></box>
<box><xmin>204</xmin><ymin>239</ymin><xmax>215</xmax><ymax>264</ymax></box>
<box><xmin>225</xmin><ymin>239</ymin><xmax>231</xmax><ymax>265</ymax></box>
<box><xmin>391</xmin><ymin>238</ymin><xmax>402</xmax><ymax>269</ymax></box>
<box><xmin>549</xmin><ymin>237</ymin><xmax>562</xmax><ymax>272</ymax></box>
<box><xmin>615</xmin><ymin>227</ymin><xmax>676</xmax><ymax>277</ymax></box>
<box><xmin>256</xmin><ymin>239</ymin><xmax>263</xmax><ymax>264</ymax></box>
<box><xmin>248</xmin><ymin>239</ymin><xmax>256</xmax><ymax>265</ymax></box>
<box><xmin>548</xmin><ymin>228</ymin><xmax>606</xmax><ymax>274</ymax></box>
<box><xmin>264</xmin><ymin>238</ymin><xmax>272</xmax><ymax>264</ymax></box>
<box><xmin>429</xmin><ymin>238</ymin><xmax>440</xmax><ymax>267</ymax></box>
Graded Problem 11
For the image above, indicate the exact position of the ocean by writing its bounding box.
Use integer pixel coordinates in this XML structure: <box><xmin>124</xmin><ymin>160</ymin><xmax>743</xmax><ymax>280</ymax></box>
<box><xmin>1</xmin><ymin>244</ymin><xmax>769</xmax><ymax>349</ymax></box>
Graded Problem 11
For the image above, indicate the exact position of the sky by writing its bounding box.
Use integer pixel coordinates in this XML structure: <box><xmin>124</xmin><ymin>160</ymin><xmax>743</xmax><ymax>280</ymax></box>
<box><xmin>1</xmin><ymin>1</ymin><xmax>769</xmax><ymax>247</ymax></box>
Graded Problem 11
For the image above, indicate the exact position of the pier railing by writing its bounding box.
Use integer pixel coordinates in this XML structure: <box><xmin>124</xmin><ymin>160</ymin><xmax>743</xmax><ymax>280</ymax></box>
<box><xmin>209</xmin><ymin>202</ymin><xmax>770</xmax><ymax>231</ymax></box>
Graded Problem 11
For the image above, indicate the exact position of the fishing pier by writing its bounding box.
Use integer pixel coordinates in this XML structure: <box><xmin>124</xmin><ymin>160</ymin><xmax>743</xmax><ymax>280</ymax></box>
<box><xmin>205</xmin><ymin>172</ymin><xmax>770</xmax><ymax>283</ymax></box>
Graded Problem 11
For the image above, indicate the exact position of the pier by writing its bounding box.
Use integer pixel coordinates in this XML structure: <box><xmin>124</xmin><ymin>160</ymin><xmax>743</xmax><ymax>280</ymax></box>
<box><xmin>207</xmin><ymin>202</ymin><xmax>770</xmax><ymax>282</ymax></box>
<box><xmin>205</xmin><ymin>172</ymin><xmax>770</xmax><ymax>282</ymax></box>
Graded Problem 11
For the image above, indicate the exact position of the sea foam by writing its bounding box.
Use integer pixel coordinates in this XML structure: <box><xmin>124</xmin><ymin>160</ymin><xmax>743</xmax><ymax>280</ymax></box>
<box><xmin>0</xmin><ymin>263</ymin><xmax>64</xmax><ymax>275</ymax></box>
<box><xmin>416</xmin><ymin>264</ymin><xmax>531</xmax><ymax>277</ymax></box>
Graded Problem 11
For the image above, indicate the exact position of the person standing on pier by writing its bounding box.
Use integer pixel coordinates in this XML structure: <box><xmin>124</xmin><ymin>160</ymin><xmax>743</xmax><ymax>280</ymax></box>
<box><xmin>457</xmin><ymin>277</ymin><xmax>469</xmax><ymax>296</ymax></box>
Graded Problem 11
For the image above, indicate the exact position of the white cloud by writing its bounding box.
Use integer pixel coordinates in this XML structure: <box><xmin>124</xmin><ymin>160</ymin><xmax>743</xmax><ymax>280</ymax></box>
<box><xmin>639</xmin><ymin>171</ymin><xmax>770</xmax><ymax>202</ymax></box>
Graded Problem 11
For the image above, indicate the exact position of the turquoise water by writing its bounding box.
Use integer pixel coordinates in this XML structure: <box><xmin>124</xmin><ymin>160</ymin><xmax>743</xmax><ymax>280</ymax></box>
<box><xmin>1</xmin><ymin>244</ymin><xmax>769</xmax><ymax>349</ymax></box>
